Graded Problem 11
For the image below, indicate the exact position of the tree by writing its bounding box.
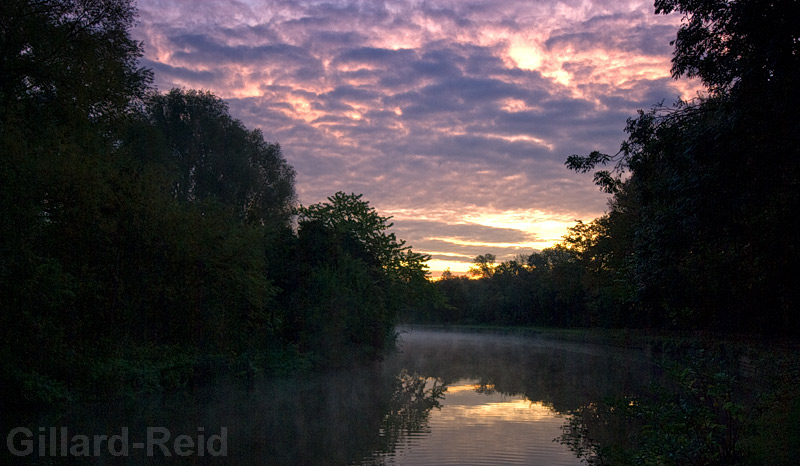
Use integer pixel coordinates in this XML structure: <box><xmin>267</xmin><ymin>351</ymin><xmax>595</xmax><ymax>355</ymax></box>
<box><xmin>558</xmin><ymin>216</ymin><xmax>636</xmax><ymax>327</ymax></box>
<box><xmin>0</xmin><ymin>0</ymin><xmax>152</xmax><ymax>118</ymax></box>
<box><xmin>565</xmin><ymin>0</ymin><xmax>800</xmax><ymax>332</ymax></box>
<box><xmin>655</xmin><ymin>0</ymin><xmax>800</xmax><ymax>97</ymax></box>
<box><xmin>296</xmin><ymin>192</ymin><xmax>430</xmax><ymax>281</ymax></box>
<box><xmin>292</xmin><ymin>192</ymin><xmax>434</xmax><ymax>362</ymax></box>
<box><xmin>145</xmin><ymin>88</ymin><xmax>296</xmax><ymax>227</ymax></box>
<box><xmin>0</xmin><ymin>0</ymin><xmax>156</xmax><ymax>403</ymax></box>
<box><xmin>468</xmin><ymin>254</ymin><xmax>496</xmax><ymax>279</ymax></box>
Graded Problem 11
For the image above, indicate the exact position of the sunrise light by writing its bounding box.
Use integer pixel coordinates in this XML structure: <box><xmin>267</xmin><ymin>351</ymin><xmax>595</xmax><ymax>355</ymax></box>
<box><xmin>133</xmin><ymin>0</ymin><xmax>692</xmax><ymax>276</ymax></box>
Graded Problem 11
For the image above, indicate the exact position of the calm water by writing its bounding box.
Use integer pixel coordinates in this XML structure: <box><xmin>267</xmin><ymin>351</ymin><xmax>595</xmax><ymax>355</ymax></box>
<box><xmin>6</xmin><ymin>328</ymin><xmax>659</xmax><ymax>465</ymax></box>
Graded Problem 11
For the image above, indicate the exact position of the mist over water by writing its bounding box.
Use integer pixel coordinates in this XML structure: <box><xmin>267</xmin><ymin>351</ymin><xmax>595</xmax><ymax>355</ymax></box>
<box><xmin>367</xmin><ymin>328</ymin><xmax>658</xmax><ymax>465</ymax></box>
<box><xmin>8</xmin><ymin>328</ymin><xmax>660</xmax><ymax>465</ymax></box>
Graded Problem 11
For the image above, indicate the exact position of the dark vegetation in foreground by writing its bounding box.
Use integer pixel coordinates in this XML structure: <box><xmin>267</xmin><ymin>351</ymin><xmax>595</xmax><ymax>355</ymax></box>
<box><xmin>0</xmin><ymin>0</ymin><xmax>434</xmax><ymax>406</ymax></box>
<box><xmin>555</xmin><ymin>332</ymin><xmax>800</xmax><ymax>466</ymax></box>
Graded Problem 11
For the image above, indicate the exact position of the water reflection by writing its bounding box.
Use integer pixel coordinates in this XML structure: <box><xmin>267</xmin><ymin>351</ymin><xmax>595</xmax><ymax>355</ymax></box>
<box><xmin>365</xmin><ymin>378</ymin><xmax>579</xmax><ymax>466</ymax></box>
<box><xmin>390</xmin><ymin>328</ymin><xmax>658</xmax><ymax>415</ymax></box>
<box><xmin>7</xmin><ymin>329</ymin><xmax>659</xmax><ymax>465</ymax></box>
<box><xmin>361</xmin><ymin>328</ymin><xmax>658</xmax><ymax>465</ymax></box>
<box><xmin>380</xmin><ymin>369</ymin><xmax>446</xmax><ymax>435</ymax></box>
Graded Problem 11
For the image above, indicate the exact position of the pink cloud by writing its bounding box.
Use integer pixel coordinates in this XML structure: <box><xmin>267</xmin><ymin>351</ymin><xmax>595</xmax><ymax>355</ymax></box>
<box><xmin>132</xmin><ymin>0</ymin><xmax>698</xmax><ymax>272</ymax></box>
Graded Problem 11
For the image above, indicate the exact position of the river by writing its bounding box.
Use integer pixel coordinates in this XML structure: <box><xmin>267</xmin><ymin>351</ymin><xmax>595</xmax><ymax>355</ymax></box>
<box><xmin>5</xmin><ymin>327</ymin><xmax>662</xmax><ymax>465</ymax></box>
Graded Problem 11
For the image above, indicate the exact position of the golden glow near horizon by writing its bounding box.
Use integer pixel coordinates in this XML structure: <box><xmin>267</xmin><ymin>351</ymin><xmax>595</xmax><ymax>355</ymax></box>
<box><xmin>133</xmin><ymin>0</ymin><xmax>702</xmax><ymax>278</ymax></box>
<box><xmin>464</xmin><ymin>211</ymin><xmax>576</xmax><ymax>247</ymax></box>
<box><xmin>385</xmin><ymin>207</ymin><xmax>580</xmax><ymax>276</ymax></box>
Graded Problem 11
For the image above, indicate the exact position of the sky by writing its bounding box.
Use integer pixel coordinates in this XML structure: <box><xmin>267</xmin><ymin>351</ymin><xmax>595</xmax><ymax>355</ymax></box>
<box><xmin>132</xmin><ymin>0</ymin><xmax>699</xmax><ymax>276</ymax></box>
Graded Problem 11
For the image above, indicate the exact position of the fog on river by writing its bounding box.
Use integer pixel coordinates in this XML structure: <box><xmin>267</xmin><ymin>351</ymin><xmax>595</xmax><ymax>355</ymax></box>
<box><xmin>9</xmin><ymin>328</ymin><xmax>662</xmax><ymax>465</ymax></box>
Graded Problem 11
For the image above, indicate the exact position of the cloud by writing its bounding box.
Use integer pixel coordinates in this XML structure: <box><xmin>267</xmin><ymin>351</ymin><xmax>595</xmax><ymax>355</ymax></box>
<box><xmin>132</xmin><ymin>0</ymin><xmax>701</xmax><ymax>274</ymax></box>
<box><xmin>140</xmin><ymin>58</ymin><xmax>221</xmax><ymax>85</ymax></box>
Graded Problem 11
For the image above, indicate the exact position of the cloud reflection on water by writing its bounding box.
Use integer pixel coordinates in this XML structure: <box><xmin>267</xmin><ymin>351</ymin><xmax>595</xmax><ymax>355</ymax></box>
<box><xmin>379</xmin><ymin>377</ymin><xmax>580</xmax><ymax>465</ymax></box>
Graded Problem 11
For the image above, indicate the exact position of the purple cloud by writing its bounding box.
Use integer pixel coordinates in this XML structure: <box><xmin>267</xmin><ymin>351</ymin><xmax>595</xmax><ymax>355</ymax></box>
<box><xmin>132</xmin><ymin>0</ymin><xmax>700</xmax><ymax>274</ymax></box>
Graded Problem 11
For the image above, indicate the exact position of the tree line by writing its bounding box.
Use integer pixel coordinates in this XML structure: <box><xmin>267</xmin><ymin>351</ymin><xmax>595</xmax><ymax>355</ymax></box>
<box><xmin>0</xmin><ymin>0</ymin><xmax>433</xmax><ymax>405</ymax></box>
<box><xmin>423</xmin><ymin>0</ymin><xmax>799</xmax><ymax>334</ymax></box>
<box><xmin>2</xmin><ymin>0</ymin><xmax>797</xmax><ymax>406</ymax></box>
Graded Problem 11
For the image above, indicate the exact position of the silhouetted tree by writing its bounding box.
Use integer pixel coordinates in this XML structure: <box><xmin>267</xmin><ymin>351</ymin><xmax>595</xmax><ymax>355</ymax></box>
<box><xmin>468</xmin><ymin>253</ymin><xmax>496</xmax><ymax>279</ymax></box>
<box><xmin>566</xmin><ymin>0</ymin><xmax>800</xmax><ymax>332</ymax></box>
<box><xmin>292</xmin><ymin>192</ymin><xmax>436</xmax><ymax>363</ymax></box>
<box><xmin>145</xmin><ymin>88</ymin><xmax>296</xmax><ymax>227</ymax></box>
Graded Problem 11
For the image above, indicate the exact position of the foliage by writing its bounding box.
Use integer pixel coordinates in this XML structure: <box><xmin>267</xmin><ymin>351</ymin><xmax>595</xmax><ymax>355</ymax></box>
<box><xmin>144</xmin><ymin>89</ymin><xmax>296</xmax><ymax>227</ymax></box>
<box><xmin>296</xmin><ymin>192</ymin><xmax>429</xmax><ymax>278</ymax></box>
<box><xmin>1</xmin><ymin>0</ymin><xmax>154</xmax><ymax>405</ymax></box>
<box><xmin>655</xmin><ymin>0</ymin><xmax>800</xmax><ymax>97</ymax></box>
<box><xmin>560</xmin><ymin>0</ymin><xmax>800</xmax><ymax>334</ymax></box>
<box><xmin>0</xmin><ymin>1</ymin><xmax>429</xmax><ymax>405</ymax></box>
<box><xmin>468</xmin><ymin>253</ymin><xmax>496</xmax><ymax>278</ymax></box>
<box><xmin>559</xmin><ymin>345</ymin><xmax>760</xmax><ymax>466</ymax></box>
<box><xmin>291</xmin><ymin>193</ymin><xmax>438</xmax><ymax>363</ymax></box>
<box><xmin>0</xmin><ymin>0</ymin><xmax>152</xmax><ymax>118</ymax></box>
